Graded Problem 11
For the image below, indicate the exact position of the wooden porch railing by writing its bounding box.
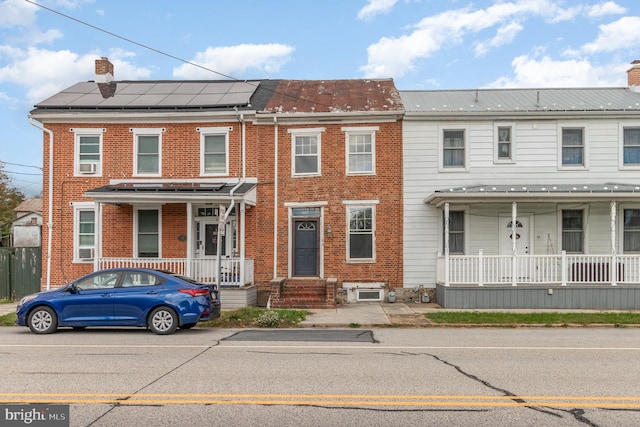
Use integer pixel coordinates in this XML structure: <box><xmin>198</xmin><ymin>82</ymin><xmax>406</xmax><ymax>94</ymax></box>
<box><xmin>438</xmin><ymin>251</ymin><xmax>640</xmax><ymax>286</ymax></box>
<box><xmin>98</xmin><ymin>257</ymin><xmax>254</xmax><ymax>287</ymax></box>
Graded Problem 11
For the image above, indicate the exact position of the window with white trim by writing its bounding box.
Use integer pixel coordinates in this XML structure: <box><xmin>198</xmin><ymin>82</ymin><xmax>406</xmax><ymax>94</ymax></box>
<box><xmin>72</xmin><ymin>128</ymin><xmax>104</xmax><ymax>175</ymax></box>
<box><xmin>344</xmin><ymin>127</ymin><xmax>377</xmax><ymax>174</ymax></box>
<box><xmin>558</xmin><ymin>125</ymin><xmax>587</xmax><ymax>168</ymax></box>
<box><xmin>623</xmin><ymin>127</ymin><xmax>640</xmax><ymax>166</ymax></box>
<box><xmin>198</xmin><ymin>127</ymin><xmax>230</xmax><ymax>175</ymax></box>
<box><xmin>443</xmin><ymin>129</ymin><xmax>465</xmax><ymax>168</ymax></box>
<box><xmin>562</xmin><ymin>209</ymin><xmax>584</xmax><ymax>253</ymax></box>
<box><xmin>346</xmin><ymin>204</ymin><xmax>375</xmax><ymax>262</ymax></box>
<box><xmin>494</xmin><ymin>123</ymin><xmax>515</xmax><ymax>163</ymax></box>
<box><xmin>289</xmin><ymin>128</ymin><xmax>324</xmax><ymax>176</ymax></box>
<box><xmin>136</xmin><ymin>208</ymin><xmax>160</xmax><ymax>258</ymax></box>
<box><xmin>73</xmin><ymin>203</ymin><xmax>95</xmax><ymax>263</ymax></box>
<box><xmin>623</xmin><ymin>208</ymin><xmax>640</xmax><ymax>253</ymax></box>
<box><xmin>443</xmin><ymin>210</ymin><xmax>465</xmax><ymax>254</ymax></box>
<box><xmin>131</xmin><ymin>128</ymin><xmax>163</xmax><ymax>176</ymax></box>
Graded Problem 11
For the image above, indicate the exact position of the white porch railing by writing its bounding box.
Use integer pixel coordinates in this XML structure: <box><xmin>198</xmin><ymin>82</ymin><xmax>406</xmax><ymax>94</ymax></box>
<box><xmin>438</xmin><ymin>251</ymin><xmax>640</xmax><ymax>286</ymax></box>
<box><xmin>98</xmin><ymin>257</ymin><xmax>254</xmax><ymax>287</ymax></box>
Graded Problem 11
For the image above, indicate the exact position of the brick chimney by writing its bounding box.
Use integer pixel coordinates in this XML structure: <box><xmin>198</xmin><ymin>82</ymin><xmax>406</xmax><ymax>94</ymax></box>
<box><xmin>628</xmin><ymin>60</ymin><xmax>640</xmax><ymax>92</ymax></box>
<box><xmin>95</xmin><ymin>57</ymin><xmax>114</xmax><ymax>83</ymax></box>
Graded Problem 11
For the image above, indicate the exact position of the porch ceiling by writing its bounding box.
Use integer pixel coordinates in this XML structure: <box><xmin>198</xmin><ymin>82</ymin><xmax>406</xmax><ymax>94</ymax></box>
<box><xmin>84</xmin><ymin>181</ymin><xmax>257</xmax><ymax>205</ymax></box>
<box><xmin>425</xmin><ymin>183</ymin><xmax>640</xmax><ymax>206</ymax></box>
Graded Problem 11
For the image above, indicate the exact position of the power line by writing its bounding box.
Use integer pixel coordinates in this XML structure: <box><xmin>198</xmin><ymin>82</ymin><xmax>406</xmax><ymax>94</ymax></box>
<box><xmin>0</xmin><ymin>160</ymin><xmax>42</xmax><ymax>170</ymax></box>
<box><xmin>23</xmin><ymin>0</ymin><xmax>238</xmax><ymax>81</ymax></box>
<box><xmin>24</xmin><ymin>0</ymin><xmax>387</xmax><ymax>116</ymax></box>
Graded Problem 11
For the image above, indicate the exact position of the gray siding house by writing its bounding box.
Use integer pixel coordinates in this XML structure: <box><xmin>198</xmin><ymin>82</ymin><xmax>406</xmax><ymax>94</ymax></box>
<box><xmin>401</xmin><ymin>61</ymin><xmax>640</xmax><ymax>309</ymax></box>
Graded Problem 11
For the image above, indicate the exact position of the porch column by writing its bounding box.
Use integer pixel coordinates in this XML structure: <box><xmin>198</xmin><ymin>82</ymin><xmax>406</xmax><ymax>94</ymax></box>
<box><xmin>512</xmin><ymin>201</ymin><xmax>517</xmax><ymax>286</ymax></box>
<box><xmin>240</xmin><ymin>200</ymin><xmax>246</xmax><ymax>286</ymax></box>
<box><xmin>611</xmin><ymin>201</ymin><xmax>618</xmax><ymax>286</ymax></box>
<box><xmin>444</xmin><ymin>202</ymin><xmax>450</xmax><ymax>286</ymax></box>
<box><xmin>185</xmin><ymin>202</ymin><xmax>193</xmax><ymax>277</ymax></box>
<box><xmin>93</xmin><ymin>201</ymin><xmax>103</xmax><ymax>271</ymax></box>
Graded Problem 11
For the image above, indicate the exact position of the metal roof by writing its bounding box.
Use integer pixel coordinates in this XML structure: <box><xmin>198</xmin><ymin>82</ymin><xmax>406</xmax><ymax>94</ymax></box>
<box><xmin>33</xmin><ymin>80</ymin><xmax>264</xmax><ymax>110</ymax></box>
<box><xmin>425</xmin><ymin>183</ymin><xmax>640</xmax><ymax>205</ymax></box>
<box><xmin>401</xmin><ymin>88</ymin><xmax>640</xmax><ymax>114</ymax></box>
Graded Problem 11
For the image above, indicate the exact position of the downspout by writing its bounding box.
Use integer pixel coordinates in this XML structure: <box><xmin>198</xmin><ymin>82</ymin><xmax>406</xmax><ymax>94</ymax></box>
<box><xmin>29</xmin><ymin>118</ymin><xmax>53</xmax><ymax>291</ymax></box>
<box><xmin>218</xmin><ymin>111</ymin><xmax>246</xmax><ymax>286</ymax></box>
<box><xmin>273</xmin><ymin>116</ymin><xmax>278</xmax><ymax>278</ymax></box>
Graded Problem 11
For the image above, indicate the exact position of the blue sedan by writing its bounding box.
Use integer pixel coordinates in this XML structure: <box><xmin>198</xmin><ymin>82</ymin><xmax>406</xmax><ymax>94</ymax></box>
<box><xmin>16</xmin><ymin>268</ymin><xmax>220</xmax><ymax>335</ymax></box>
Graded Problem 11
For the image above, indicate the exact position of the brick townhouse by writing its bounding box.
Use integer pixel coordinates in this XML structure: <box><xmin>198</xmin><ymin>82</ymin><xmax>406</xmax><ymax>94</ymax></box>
<box><xmin>28</xmin><ymin>58</ymin><xmax>404</xmax><ymax>308</ymax></box>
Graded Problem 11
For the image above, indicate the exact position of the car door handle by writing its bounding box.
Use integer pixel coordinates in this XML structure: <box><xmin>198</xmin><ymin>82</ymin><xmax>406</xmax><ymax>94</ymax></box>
<box><xmin>147</xmin><ymin>291</ymin><xmax>158</xmax><ymax>295</ymax></box>
<box><xmin>101</xmin><ymin>294</ymin><xmax>112</xmax><ymax>297</ymax></box>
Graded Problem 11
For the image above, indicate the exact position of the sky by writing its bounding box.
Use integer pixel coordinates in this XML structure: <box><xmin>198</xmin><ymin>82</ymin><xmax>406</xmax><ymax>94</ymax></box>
<box><xmin>0</xmin><ymin>0</ymin><xmax>639</xmax><ymax>198</ymax></box>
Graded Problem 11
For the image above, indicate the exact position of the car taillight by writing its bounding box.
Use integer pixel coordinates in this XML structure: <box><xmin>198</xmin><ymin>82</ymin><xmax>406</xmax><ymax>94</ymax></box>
<box><xmin>179</xmin><ymin>289</ymin><xmax>210</xmax><ymax>297</ymax></box>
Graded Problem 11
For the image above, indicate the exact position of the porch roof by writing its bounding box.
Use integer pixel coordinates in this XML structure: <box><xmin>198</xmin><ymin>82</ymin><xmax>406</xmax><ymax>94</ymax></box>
<box><xmin>425</xmin><ymin>183</ymin><xmax>640</xmax><ymax>206</ymax></box>
<box><xmin>84</xmin><ymin>181</ymin><xmax>257</xmax><ymax>205</ymax></box>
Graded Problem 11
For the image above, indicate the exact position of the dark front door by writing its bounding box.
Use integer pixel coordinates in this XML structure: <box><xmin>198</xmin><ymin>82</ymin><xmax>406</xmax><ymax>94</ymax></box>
<box><xmin>293</xmin><ymin>219</ymin><xmax>319</xmax><ymax>276</ymax></box>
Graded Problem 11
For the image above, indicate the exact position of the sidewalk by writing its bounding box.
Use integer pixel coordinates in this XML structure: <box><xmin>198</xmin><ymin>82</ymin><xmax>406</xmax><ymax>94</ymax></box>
<box><xmin>299</xmin><ymin>302</ymin><xmax>440</xmax><ymax>327</ymax></box>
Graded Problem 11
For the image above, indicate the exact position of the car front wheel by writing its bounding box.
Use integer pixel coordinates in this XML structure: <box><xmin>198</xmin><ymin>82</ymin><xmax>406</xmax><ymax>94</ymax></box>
<box><xmin>148</xmin><ymin>307</ymin><xmax>178</xmax><ymax>335</ymax></box>
<box><xmin>27</xmin><ymin>306</ymin><xmax>58</xmax><ymax>334</ymax></box>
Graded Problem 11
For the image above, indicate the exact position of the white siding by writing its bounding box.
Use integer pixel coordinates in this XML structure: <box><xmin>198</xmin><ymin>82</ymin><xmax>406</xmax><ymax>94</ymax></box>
<box><xmin>403</xmin><ymin>117</ymin><xmax>640</xmax><ymax>290</ymax></box>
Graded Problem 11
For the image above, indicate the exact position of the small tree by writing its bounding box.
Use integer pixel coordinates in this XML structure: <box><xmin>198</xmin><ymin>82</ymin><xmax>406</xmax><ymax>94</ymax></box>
<box><xmin>0</xmin><ymin>163</ymin><xmax>25</xmax><ymax>245</ymax></box>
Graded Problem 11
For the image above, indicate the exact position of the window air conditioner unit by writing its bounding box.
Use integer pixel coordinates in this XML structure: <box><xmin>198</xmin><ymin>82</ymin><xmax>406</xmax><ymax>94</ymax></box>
<box><xmin>78</xmin><ymin>163</ymin><xmax>98</xmax><ymax>174</ymax></box>
<box><xmin>78</xmin><ymin>248</ymin><xmax>94</xmax><ymax>260</ymax></box>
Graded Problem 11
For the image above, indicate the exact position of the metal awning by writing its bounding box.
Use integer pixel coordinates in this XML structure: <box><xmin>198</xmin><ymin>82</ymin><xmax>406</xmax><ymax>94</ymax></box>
<box><xmin>425</xmin><ymin>183</ymin><xmax>640</xmax><ymax>206</ymax></box>
<box><xmin>84</xmin><ymin>181</ymin><xmax>257</xmax><ymax>205</ymax></box>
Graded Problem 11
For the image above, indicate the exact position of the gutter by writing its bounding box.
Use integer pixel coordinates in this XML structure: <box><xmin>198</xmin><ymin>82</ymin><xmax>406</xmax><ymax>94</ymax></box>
<box><xmin>28</xmin><ymin>118</ymin><xmax>53</xmax><ymax>291</ymax></box>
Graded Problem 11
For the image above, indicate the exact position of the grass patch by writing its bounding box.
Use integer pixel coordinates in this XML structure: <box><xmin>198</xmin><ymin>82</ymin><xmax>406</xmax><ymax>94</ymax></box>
<box><xmin>198</xmin><ymin>307</ymin><xmax>307</xmax><ymax>328</ymax></box>
<box><xmin>425</xmin><ymin>311</ymin><xmax>640</xmax><ymax>326</ymax></box>
<box><xmin>0</xmin><ymin>313</ymin><xmax>16</xmax><ymax>326</ymax></box>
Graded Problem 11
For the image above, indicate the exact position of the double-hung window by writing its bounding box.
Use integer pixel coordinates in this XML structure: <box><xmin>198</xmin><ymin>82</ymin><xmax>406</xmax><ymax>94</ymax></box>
<box><xmin>494</xmin><ymin>123</ymin><xmax>515</xmax><ymax>163</ymax></box>
<box><xmin>345</xmin><ymin>202</ymin><xmax>376</xmax><ymax>262</ymax></box>
<box><xmin>344</xmin><ymin>127</ymin><xmax>377</xmax><ymax>175</ymax></box>
<box><xmin>132</xmin><ymin>128</ymin><xmax>163</xmax><ymax>176</ymax></box>
<box><xmin>623</xmin><ymin>127</ymin><xmax>640</xmax><ymax>166</ymax></box>
<box><xmin>290</xmin><ymin>128</ymin><xmax>324</xmax><ymax>176</ymax></box>
<box><xmin>443</xmin><ymin>211</ymin><xmax>465</xmax><ymax>254</ymax></box>
<box><xmin>198</xmin><ymin>127</ymin><xmax>230</xmax><ymax>175</ymax></box>
<box><xmin>72</xmin><ymin>128</ymin><xmax>104</xmax><ymax>175</ymax></box>
<box><xmin>74</xmin><ymin>203</ymin><xmax>95</xmax><ymax>262</ymax></box>
<box><xmin>559</xmin><ymin>126</ymin><xmax>586</xmax><ymax>167</ymax></box>
<box><xmin>623</xmin><ymin>209</ymin><xmax>640</xmax><ymax>253</ymax></box>
<box><xmin>562</xmin><ymin>209</ymin><xmax>584</xmax><ymax>253</ymax></box>
<box><xmin>442</xmin><ymin>129</ymin><xmax>465</xmax><ymax>168</ymax></box>
<box><xmin>136</xmin><ymin>208</ymin><xmax>160</xmax><ymax>258</ymax></box>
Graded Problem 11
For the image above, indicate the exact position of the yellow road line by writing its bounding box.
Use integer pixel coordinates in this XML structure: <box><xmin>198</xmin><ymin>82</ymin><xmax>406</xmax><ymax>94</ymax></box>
<box><xmin>0</xmin><ymin>393</ymin><xmax>638</xmax><ymax>408</ymax></box>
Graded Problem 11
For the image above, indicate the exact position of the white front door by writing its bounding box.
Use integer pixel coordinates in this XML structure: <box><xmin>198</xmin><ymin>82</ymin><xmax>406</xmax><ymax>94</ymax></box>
<box><xmin>499</xmin><ymin>214</ymin><xmax>531</xmax><ymax>255</ymax></box>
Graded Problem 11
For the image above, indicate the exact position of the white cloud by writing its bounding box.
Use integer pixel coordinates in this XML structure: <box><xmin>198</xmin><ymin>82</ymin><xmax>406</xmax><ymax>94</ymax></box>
<box><xmin>0</xmin><ymin>0</ymin><xmax>38</xmax><ymax>28</ymax></box>
<box><xmin>173</xmin><ymin>44</ymin><xmax>294</xmax><ymax>80</ymax></box>
<box><xmin>0</xmin><ymin>46</ymin><xmax>150</xmax><ymax>103</ymax></box>
<box><xmin>587</xmin><ymin>1</ymin><xmax>626</xmax><ymax>18</ymax></box>
<box><xmin>487</xmin><ymin>55</ymin><xmax>628</xmax><ymax>88</ymax></box>
<box><xmin>357</xmin><ymin>0</ymin><xmax>399</xmax><ymax>20</ymax></box>
<box><xmin>361</xmin><ymin>0</ymin><xmax>583</xmax><ymax>78</ymax></box>
<box><xmin>475</xmin><ymin>21</ymin><xmax>523</xmax><ymax>57</ymax></box>
<box><xmin>581</xmin><ymin>16</ymin><xmax>640</xmax><ymax>53</ymax></box>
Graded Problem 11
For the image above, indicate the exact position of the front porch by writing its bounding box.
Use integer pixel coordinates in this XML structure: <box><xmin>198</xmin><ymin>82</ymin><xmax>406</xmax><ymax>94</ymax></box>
<box><xmin>437</xmin><ymin>252</ymin><xmax>640</xmax><ymax>309</ymax></box>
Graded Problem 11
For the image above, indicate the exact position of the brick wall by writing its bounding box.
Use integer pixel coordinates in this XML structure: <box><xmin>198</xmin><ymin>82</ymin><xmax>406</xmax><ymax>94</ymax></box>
<box><xmin>41</xmin><ymin>117</ymin><xmax>403</xmax><ymax>292</ymax></box>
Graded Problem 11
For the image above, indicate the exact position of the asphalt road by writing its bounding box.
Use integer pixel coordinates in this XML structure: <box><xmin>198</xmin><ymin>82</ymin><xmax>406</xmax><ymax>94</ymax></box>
<box><xmin>1</xmin><ymin>327</ymin><xmax>640</xmax><ymax>426</ymax></box>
